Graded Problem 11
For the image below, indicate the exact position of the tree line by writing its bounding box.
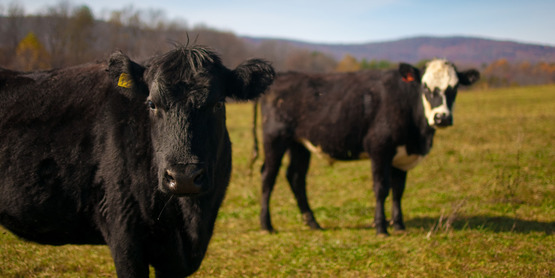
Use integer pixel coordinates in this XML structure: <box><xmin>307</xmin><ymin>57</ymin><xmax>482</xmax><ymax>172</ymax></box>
<box><xmin>1</xmin><ymin>2</ymin><xmax>553</xmax><ymax>88</ymax></box>
<box><xmin>0</xmin><ymin>2</ymin><xmax>339</xmax><ymax>72</ymax></box>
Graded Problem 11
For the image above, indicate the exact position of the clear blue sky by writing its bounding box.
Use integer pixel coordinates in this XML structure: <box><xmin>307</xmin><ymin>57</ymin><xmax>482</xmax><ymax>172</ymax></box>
<box><xmin>6</xmin><ymin>0</ymin><xmax>555</xmax><ymax>46</ymax></box>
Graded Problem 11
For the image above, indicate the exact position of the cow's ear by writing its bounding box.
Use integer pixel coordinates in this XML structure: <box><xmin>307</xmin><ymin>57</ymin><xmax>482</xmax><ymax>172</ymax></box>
<box><xmin>458</xmin><ymin>69</ymin><xmax>480</xmax><ymax>86</ymax></box>
<box><xmin>108</xmin><ymin>51</ymin><xmax>148</xmax><ymax>98</ymax></box>
<box><xmin>229</xmin><ymin>59</ymin><xmax>275</xmax><ymax>100</ymax></box>
<box><xmin>399</xmin><ymin>63</ymin><xmax>421</xmax><ymax>83</ymax></box>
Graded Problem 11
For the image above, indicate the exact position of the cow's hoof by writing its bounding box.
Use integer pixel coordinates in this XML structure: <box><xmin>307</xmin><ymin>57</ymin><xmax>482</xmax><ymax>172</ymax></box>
<box><xmin>376</xmin><ymin>226</ymin><xmax>389</xmax><ymax>237</ymax></box>
<box><xmin>302</xmin><ymin>213</ymin><xmax>322</xmax><ymax>230</ymax></box>
<box><xmin>393</xmin><ymin>229</ymin><xmax>407</xmax><ymax>235</ymax></box>
<box><xmin>393</xmin><ymin>223</ymin><xmax>406</xmax><ymax>231</ymax></box>
<box><xmin>307</xmin><ymin>221</ymin><xmax>323</xmax><ymax>230</ymax></box>
<box><xmin>260</xmin><ymin>219</ymin><xmax>274</xmax><ymax>234</ymax></box>
<box><xmin>261</xmin><ymin>227</ymin><xmax>277</xmax><ymax>234</ymax></box>
<box><xmin>377</xmin><ymin>232</ymin><xmax>390</xmax><ymax>238</ymax></box>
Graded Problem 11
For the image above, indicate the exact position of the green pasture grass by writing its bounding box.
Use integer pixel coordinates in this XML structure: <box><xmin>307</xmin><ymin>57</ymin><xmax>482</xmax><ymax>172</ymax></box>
<box><xmin>1</xmin><ymin>85</ymin><xmax>554</xmax><ymax>277</ymax></box>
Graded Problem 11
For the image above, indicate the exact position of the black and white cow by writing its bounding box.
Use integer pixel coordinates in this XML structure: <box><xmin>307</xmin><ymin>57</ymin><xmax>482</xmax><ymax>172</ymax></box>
<box><xmin>253</xmin><ymin>59</ymin><xmax>478</xmax><ymax>235</ymax></box>
<box><xmin>0</xmin><ymin>45</ymin><xmax>274</xmax><ymax>277</ymax></box>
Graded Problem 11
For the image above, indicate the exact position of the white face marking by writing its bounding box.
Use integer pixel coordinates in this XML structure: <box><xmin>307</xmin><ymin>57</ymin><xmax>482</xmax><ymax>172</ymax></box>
<box><xmin>392</xmin><ymin>145</ymin><xmax>425</xmax><ymax>171</ymax></box>
<box><xmin>421</xmin><ymin>59</ymin><xmax>459</xmax><ymax>127</ymax></box>
<box><xmin>421</xmin><ymin>93</ymin><xmax>450</xmax><ymax>126</ymax></box>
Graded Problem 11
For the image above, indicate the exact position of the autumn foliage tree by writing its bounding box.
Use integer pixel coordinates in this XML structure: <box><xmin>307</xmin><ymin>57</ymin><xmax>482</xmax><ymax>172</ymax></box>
<box><xmin>336</xmin><ymin>54</ymin><xmax>360</xmax><ymax>72</ymax></box>
<box><xmin>482</xmin><ymin>59</ymin><xmax>555</xmax><ymax>88</ymax></box>
<box><xmin>14</xmin><ymin>32</ymin><xmax>51</xmax><ymax>71</ymax></box>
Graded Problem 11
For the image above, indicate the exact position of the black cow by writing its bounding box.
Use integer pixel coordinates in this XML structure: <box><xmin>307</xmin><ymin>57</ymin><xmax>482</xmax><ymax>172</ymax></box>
<box><xmin>254</xmin><ymin>59</ymin><xmax>478</xmax><ymax>235</ymax></box>
<box><xmin>0</xmin><ymin>45</ymin><xmax>274</xmax><ymax>277</ymax></box>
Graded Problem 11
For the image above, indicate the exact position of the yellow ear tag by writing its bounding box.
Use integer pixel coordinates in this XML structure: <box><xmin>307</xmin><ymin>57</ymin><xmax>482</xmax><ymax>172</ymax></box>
<box><xmin>118</xmin><ymin>73</ymin><xmax>133</xmax><ymax>88</ymax></box>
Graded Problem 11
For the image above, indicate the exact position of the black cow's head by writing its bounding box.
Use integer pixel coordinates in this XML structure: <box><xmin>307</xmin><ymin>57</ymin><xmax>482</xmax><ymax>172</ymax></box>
<box><xmin>419</xmin><ymin>59</ymin><xmax>479</xmax><ymax>128</ymax></box>
<box><xmin>110</xmin><ymin>46</ymin><xmax>274</xmax><ymax>196</ymax></box>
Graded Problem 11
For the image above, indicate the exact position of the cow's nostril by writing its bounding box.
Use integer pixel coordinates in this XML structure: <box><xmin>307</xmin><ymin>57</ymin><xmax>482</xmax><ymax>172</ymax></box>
<box><xmin>193</xmin><ymin>169</ymin><xmax>205</xmax><ymax>185</ymax></box>
<box><xmin>164</xmin><ymin>165</ymin><xmax>206</xmax><ymax>196</ymax></box>
<box><xmin>434</xmin><ymin>113</ymin><xmax>445</xmax><ymax>120</ymax></box>
<box><xmin>165</xmin><ymin>170</ymin><xmax>178</xmax><ymax>189</ymax></box>
<box><xmin>433</xmin><ymin>113</ymin><xmax>453</xmax><ymax>127</ymax></box>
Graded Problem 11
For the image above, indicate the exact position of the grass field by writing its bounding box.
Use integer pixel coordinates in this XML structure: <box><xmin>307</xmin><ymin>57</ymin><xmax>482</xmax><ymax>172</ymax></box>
<box><xmin>1</xmin><ymin>85</ymin><xmax>554</xmax><ymax>277</ymax></box>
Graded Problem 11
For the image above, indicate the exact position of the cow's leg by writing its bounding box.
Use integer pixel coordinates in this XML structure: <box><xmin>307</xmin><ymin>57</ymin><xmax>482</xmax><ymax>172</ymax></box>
<box><xmin>97</xmin><ymin>199</ymin><xmax>150</xmax><ymax>278</ymax></box>
<box><xmin>391</xmin><ymin>167</ymin><xmax>407</xmax><ymax>231</ymax></box>
<box><xmin>111</xmin><ymin>246</ymin><xmax>149</xmax><ymax>278</ymax></box>
<box><xmin>260</xmin><ymin>136</ymin><xmax>288</xmax><ymax>233</ymax></box>
<box><xmin>286</xmin><ymin>142</ymin><xmax>321</xmax><ymax>230</ymax></box>
<box><xmin>370</xmin><ymin>150</ymin><xmax>394</xmax><ymax>236</ymax></box>
<box><xmin>148</xmin><ymin>230</ymin><xmax>197</xmax><ymax>278</ymax></box>
<box><xmin>103</xmin><ymin>228</ymin><xmax>149</xmax><ymax>278</ymax></box>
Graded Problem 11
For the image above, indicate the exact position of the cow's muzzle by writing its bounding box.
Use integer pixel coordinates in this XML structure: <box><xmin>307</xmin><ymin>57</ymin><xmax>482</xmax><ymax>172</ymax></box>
<box><xmin>433</xmin><ymin>112</ymin><xmax>453</xmax><ymax>127</ymax></box>
<box><xmin>164</xmin><ymin>164</ymin><xmax>207</xmax><ymax>196</ymax></box>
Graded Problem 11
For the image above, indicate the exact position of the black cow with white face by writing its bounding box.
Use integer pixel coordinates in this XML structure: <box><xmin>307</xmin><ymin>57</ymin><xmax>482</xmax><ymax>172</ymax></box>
<box><xmin>0</xmin><ymin>45</ymin><xmax>274</xmax><ymax>277</ymax></box>
<box><xmin>254</xmin><ymin>59</ymin><xmax>478</xmax><ymax>235</ymax></box>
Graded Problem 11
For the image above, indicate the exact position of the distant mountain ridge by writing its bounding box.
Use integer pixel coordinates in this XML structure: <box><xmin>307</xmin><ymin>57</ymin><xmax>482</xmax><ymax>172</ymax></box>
<box><xmin>243</xmin><ymin>36</ymin><xmax>555</xmax><ymax>66</ymax></box>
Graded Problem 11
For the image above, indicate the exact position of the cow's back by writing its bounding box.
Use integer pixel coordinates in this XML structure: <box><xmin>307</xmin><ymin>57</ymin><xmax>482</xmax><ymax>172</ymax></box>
<box><xmin>262</xmin><ymin>70</ymin><xmax>406</xmax><ymax>160</ymax></box>
<box><xmin>0</xmin><ymin>64</ymin><xmax>113</xmax><ymax>244</ymax></box>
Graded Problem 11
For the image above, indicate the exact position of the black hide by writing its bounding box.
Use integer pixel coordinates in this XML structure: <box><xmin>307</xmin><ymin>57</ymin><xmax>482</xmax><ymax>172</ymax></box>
<box><xmin>255</xmin><ymin>61</ymin><xmax>478</xmax><ymax>235</ymax></box>
<box><xmin>0</xmin><ymin>45</ymin><xmax>274</xmax><ymax>277</ymax></box>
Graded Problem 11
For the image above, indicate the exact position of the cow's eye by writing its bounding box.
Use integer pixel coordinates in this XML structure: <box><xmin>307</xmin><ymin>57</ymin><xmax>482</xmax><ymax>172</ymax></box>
<box><xmin>147</xmin><ymin>100</ymin><xmax>156</xmax><ymax>110</ymax></box>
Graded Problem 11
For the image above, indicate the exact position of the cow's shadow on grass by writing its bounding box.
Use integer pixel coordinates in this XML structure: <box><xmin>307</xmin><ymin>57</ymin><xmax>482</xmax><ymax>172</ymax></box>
<box><xmin>404</xmin><ymin>215</ymin><xmax>554</xmax><ymax>235</ymax></box>
<box><xmin>327</xmin><ymin>216</ymin><xmax>554</xmax><ymax>235</ymax></box>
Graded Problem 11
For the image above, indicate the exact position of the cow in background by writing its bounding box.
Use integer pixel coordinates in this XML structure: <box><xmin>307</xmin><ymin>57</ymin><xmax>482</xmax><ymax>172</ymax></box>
<box><xmin>0</xmin><ymin>45</ymin><xmax>274</xmax><ymax>277</ymax></box>
<box><xmin>253</xmin><ymin>59</ymin><xmax>478</xmax><ymax>235</ymax></box>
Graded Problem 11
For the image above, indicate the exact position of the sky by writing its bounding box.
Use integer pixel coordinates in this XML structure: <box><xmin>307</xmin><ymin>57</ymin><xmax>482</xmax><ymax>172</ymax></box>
<box><xmin>6</xmin><ymin>0</ymin><xmax>555</xmax><ymax>46</ymax></box>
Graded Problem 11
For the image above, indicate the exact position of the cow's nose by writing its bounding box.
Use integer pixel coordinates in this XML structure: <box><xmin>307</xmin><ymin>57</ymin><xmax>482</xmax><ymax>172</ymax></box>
<box><xmin>164</xmin><ymin>165</ymin><xmax>206</xmax><ymax>196</ymax></box>
<box><xmin>433</xmin><ymin>113</ymin><xmax>453</xmax><ymax>127</ymax></box>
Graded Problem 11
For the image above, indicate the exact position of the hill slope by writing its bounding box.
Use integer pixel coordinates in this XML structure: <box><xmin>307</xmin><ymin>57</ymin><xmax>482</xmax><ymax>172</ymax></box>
<box><xmin>244</xmin><ymin>36</ymin><xmax>555</xmax><ymax>66</ymax></box>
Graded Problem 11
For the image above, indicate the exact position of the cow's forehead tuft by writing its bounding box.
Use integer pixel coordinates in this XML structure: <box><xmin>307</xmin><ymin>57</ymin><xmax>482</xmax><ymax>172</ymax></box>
<box><xmin>146</xmin><ymin>46</ymin><xmax>223</xmax><ymax>86</ymax></box>
<box><xmin>422</xmin><ymin>59</ymin><xmax>458</xmax><ymax>91</ymax></box>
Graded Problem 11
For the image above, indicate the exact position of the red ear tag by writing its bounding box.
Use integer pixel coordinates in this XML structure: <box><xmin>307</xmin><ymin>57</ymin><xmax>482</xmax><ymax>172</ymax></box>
<box><xmin>402</xmin><ymin>73</ymin><xmax>414</xmax><ymax>82</ymax></box>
